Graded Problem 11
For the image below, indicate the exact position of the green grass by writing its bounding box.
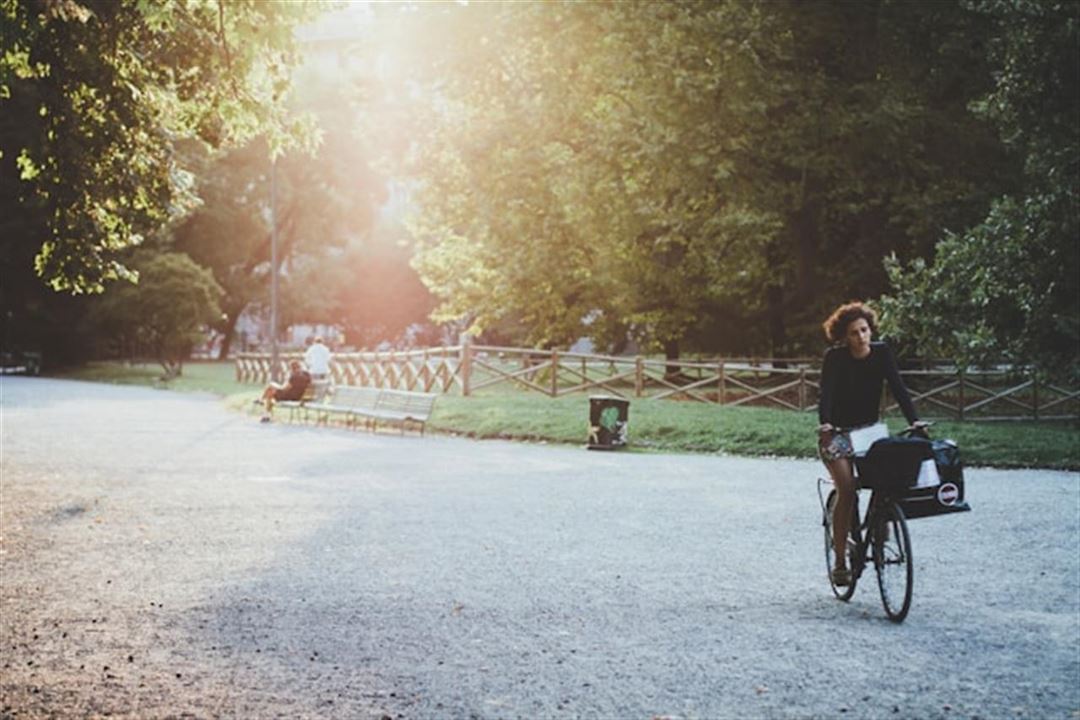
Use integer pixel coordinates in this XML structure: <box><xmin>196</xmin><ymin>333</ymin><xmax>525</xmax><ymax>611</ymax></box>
<box><xmin>432</xmin><ymin>393</ymin><xmax>1080</xmax><ymax>470</ymax></box>
<box><xmin>48</xmin><ymin>361</ymin><xmax>1080</xmax><ymax>470</ymax></box>
<box><xmin>49</xmin><ymin>360</ymin><xmax>244</xmax><ymax>396</ymax></box>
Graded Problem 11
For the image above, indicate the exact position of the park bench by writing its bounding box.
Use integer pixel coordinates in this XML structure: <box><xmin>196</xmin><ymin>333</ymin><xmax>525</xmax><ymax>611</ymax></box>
<box><xmin>250</xmin><ymin>377</ymin><xmax>330</xmax><ymax>423</ymax></box>
<box><xmin>272</xmin><ymin>378</ymin><xmax>331</xmax><ymax>423</ymax></box>
<box><xmin>307</xmin><ymin>385</ymin><xmax>380</xmax><ymax>427</ymax></box>
<box><xmin>306</xmin><ymin>385</ymin><xmax>437</xmax><ymax>435</ymax></box>
<box><xmin>363</xmin><ymin>388</ymin><xmax>439</xmax><ymax>436</ymax></box>
<box><xmin>274</xmin><ymin>382</ymin><xmax>315</xmax><ymax>423</ymax></box>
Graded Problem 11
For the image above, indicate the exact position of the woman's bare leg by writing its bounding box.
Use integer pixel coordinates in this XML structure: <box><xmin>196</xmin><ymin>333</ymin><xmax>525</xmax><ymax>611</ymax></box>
<box><xmin>827</xmin><ymin>458</ymin><xmax>856</xmax><ymax>570</ymax></box>
<box><xmin>261</xmin><ymin>385</ymin><xmax>280</xmax><ymax>415</ymax></box>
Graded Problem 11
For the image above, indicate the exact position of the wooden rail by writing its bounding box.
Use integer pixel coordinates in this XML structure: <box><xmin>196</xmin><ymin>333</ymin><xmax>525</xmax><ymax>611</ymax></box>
<box><xmin>235</xmin><ymin>345</ymin><xmax>1078</xmax><ymax>422</ymax></box>
<box><xmin>236</xmin><ymin>346</ymin><xmax>464</xmax><ymax>394</ymax></box>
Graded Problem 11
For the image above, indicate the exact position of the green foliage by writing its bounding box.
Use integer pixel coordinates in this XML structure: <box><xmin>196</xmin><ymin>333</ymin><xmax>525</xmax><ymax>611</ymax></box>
<box><xmin>882</xmin><ymin>195</ymin><xmax>1079</xmax><ymax>375</ymax></box>
<box><xmin>5</xmin><ymin>0</ymin><xmax>1072</xmax><ymax>376</ymax></box>
<box><xmin>169</xmin><ymin>59</ymin><xmax>429</xmax><ymax>356</ymax></box>
<box><xmin>90</xmin><ymin>251</ymin><xmax>222</xmax><ymax>376</ymax></box>
<box><xmin>0</xmin><ymin>0</ymin><xmax>319</xmax><ymax>294</ymax></box>
<box><xmin>365</xmin><ymin>0</ymin><xmax>1009</xmax><ymax>356</ymax></box>
<box><xmin>882</xmin><ymin>0</ymin><xmax>1079</xmax><ymax>378</ymax></box>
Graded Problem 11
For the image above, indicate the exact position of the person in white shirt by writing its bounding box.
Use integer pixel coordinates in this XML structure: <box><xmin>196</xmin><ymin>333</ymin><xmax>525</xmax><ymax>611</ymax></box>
<box><xmin>303</xmin><ymin>335</ymin><xmax>332</xmax><ymax>380</ymax></box>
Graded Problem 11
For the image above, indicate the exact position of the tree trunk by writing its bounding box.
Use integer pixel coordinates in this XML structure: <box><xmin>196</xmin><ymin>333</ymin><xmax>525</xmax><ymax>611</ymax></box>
<box><xmin>767</xmin><ymin>284</ymin><xmax>788</xmax><ymax>368</ymax></box>
<box><xmin>664</xmin><ymin>338</ymin><xmax>681</xmax><ymax>380</ymax></box>
<box><xmin>216</xmin><ymin>301</ymin><xmax>247</xmax><ymax>360</ymax></box>
<box><xmin>217</xmin><ymin>315</ymin><xmax>237</xmax><ymax>359</ymax></box>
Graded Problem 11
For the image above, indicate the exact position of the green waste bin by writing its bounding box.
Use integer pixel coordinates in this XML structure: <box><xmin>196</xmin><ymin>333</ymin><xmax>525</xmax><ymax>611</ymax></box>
<box><xmin>587</xmin><ymin>396</ymin><xmax>629</xmax><ymax>450</ymax></box>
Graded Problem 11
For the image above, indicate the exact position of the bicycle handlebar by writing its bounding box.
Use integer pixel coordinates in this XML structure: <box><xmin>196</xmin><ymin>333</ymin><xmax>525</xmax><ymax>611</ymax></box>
<box><xmin>900</xmin><ymin>421</ymin><xmax>934</xmax><ymax>438</ymax></box>
<box><xmin>821</xmin><ymin>421</ymin><xmax>933</xmax><ymax>437</ymax></box>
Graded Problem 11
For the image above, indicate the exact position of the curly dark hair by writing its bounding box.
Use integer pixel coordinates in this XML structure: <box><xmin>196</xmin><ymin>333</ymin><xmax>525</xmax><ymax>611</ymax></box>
<box><xmin>822</xmin><ymin>301</ymin><xmax>878</xmax><ymax>344</ymax></box>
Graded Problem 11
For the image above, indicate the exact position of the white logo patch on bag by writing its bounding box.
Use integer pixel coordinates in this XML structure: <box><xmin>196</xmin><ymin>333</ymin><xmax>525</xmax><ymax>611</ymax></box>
<box><xmin>937</xmin><ymin>482</ymin><xmax>960</xmax><ymax>506</ymax></box>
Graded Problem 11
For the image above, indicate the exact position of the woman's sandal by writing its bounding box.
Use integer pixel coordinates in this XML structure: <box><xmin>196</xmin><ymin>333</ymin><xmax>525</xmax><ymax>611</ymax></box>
<box><xmin>831</xmin><ymin>566</ymin><xmax>852</xmax><ymax>587</ymax></box>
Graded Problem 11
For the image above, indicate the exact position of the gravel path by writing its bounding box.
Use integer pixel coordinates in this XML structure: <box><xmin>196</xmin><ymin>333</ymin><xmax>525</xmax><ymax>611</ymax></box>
<box><xmin>1</xmin><ymin>377</ymin><xmax>1078</xmax><ymax>719</ymax></box>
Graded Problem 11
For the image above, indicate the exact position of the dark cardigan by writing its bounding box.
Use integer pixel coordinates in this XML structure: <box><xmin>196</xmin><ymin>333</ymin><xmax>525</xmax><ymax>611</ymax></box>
<box><xmin>818</xmin><ymin>342</ymin><xmax>918</xmax><ymax>428</ymax></box>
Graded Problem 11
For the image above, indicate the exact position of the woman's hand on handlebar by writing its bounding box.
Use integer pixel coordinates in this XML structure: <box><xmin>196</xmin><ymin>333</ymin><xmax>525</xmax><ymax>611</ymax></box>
<box><xmin>902</xmin><ymin>420</ymin><xmax>933</xmax><ymax>438</ymax></box>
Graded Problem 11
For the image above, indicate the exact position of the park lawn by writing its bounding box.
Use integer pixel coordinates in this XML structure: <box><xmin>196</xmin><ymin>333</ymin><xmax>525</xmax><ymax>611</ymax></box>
<box><xmin>431</xmin><ymin>393</ymin><xmax>1080</xmax><ymax>470</ymax></box>
<box><xmin>49</xmin><ymin>360</ymin><xmax>244</xmax><ymax>396</ymax></box>
<box><xmin>48</xmin><ymin>361</ymin><xmax>1079</xmax><ymax>470</ymax></box>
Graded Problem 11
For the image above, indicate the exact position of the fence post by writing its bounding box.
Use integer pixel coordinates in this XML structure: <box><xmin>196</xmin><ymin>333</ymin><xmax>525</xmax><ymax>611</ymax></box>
<box><xmin>635</xmin><ymin>356</ymin><xmax>644</xmax><ymax>397</ymax></box>
<box><xmin>958</xmin><ymin>367</ymin><xmax>965</xmax><ymax>421</ymax></box>
<box><xmin>718</xmin><ymin>362</ymin><xmax>726</xmax><ymax>405</ymax></box>
<box><xmin>1032</xmin><ymin>369</ymin><xmax>1039</xmax><ymax>421</ymax></box>
<box><xmin>550</xmin><ymin>349</ymin><xmax>559</xmax><ymax>397</ymax></box>
<box><xmin>461</xmin><ymin>337</ymin><xmax>472</xmax><ymax>397</ymax></box>
<box><xmin>798</xmin><ymin>367</ymin><xmax>806</xmax><ymax>411</ymax></box>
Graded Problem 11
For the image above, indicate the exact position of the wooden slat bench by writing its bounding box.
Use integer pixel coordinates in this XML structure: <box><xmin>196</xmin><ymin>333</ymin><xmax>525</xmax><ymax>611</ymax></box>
<box><xmin>363</xmin><ymin>388</ymin><xmax>439</xmax><ymax>435</ymax></box>
<box><xmin>307</xmin><ymin>385</ymin><xmax>381</xmax><ymax>427</ymax></box>
<box><xmin>306</xmin><ymin>386</ymin><xmax>437</xmax><ymax>435</ymax></box>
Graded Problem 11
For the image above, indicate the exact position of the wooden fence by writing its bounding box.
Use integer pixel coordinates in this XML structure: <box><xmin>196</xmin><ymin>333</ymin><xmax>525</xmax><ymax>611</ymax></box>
<box><xmin>236</xmin><ymin>346</ymin><xmax>465</xmax><ymax>394</ymax></box>
<box><xmin>235</xmin><ymin>344</ymin><xmax>1079</xmax><ymax>421</ymax></box>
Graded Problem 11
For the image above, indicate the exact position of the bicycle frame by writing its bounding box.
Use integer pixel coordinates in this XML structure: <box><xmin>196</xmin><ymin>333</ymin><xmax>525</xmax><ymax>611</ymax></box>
<box><xmin>817</xmin><ymin>476</ymin><xmax>886</xmax><ymax>579</ymax></box>
<box><xmin>819</xmin><ymin>471</ymin><xmax>915</xmax><ymax>621</ymax></box>
<box><xmin>817</xmin><ymin>423</ymin><xmax>938</xmax><ymax>622</ymax></box>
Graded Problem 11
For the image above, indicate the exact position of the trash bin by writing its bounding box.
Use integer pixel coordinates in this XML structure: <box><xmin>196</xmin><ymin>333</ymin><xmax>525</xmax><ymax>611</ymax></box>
<box><xmin>587</xmin><ymin>396</ymin><xmax>629</xmax><ymax>450</ymax></box>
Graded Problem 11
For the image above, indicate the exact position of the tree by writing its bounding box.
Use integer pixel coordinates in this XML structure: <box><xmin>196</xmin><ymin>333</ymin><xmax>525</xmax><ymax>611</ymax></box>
<box><xmin>881</xmin><ymin>0</ymin><xmax>1079</xmax><ymax>377</ymax></box>
<box><xmin>1</xmin><ymin>0</ymin><xmax>318</xmax><ymax>291</ymax></box>
<box><xmin>368</xmin><ymin>2</ymin><xmax>777</xmax><ymax>352</ymax></box>
<box><xmin>719</xmin><ymin>0</ymin><xmax>1012</xmax><ymax>354</ymax></box>
<box><xmin>1</xmin><ymin>0</ymin><xmax>318</xmax><ymax>365</ymax></box>
<box><xmin>327</xmin><ymin>220</ymin><xmax>435</xmax><ymax>350</ymax></box>
<box><xmin>169</xmin><ymin>59</ymin><xmax>388</xmax><ymax>357</ymax></box>
<box><xmin>365</xmin><ymin>0</ymin><xmax>1010</xmax><ymax>358</ymax></box>
<box><xmin>90</xmin><ymin>251</ymin><xmax>222</xmax><ymax>377</ymax></box>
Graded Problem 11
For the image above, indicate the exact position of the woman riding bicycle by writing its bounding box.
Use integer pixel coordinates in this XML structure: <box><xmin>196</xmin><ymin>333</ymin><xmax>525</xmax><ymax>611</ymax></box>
<box><xmin>818</xmin><ymin>301</ymin><xmax>926</xmax><ymax>587</ymax></box>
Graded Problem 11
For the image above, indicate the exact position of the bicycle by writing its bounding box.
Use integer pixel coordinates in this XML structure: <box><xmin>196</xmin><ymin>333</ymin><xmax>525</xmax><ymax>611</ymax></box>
<box><xmin>816</xmin><ymin>423</ymin><xmax>929</xmax><ymax>623</ymax></box>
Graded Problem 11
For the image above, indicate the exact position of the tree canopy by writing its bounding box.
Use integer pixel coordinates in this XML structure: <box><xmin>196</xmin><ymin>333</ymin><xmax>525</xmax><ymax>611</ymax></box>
<box><xmin>881</xmin><ymin>0</ymin><xmax>1079</xmax><ymax>378</ymax></box>
<box><xmin>89</xmin><ymin>250</ymin><xmax>222</xmax><ymax>376</ymax></box>
<box><xmin>364</xmin><ymin>0</ymin><xmax>1023</xmax><ymax>359</ymax></box>
<box><xmin>1</xmin><ymin>0</ymin><xmax>319</xmax><ymax>365</ymax></box>
<box><xmin>3</xmin><ymin>0</ymin><xmax>1076</xmax><ymax>375</ymax></box>
<box><xmin>1</xmin><ymin>0</ymin><xmax>318</xmax><ymax>293</ymax></box>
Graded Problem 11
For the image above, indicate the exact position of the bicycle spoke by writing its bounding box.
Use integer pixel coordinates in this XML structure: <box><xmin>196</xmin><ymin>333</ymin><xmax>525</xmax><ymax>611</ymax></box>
<box><xmin>874</xmin><ymin>503</ymin><xmax>913</xmax><ymax>622</ymax></box>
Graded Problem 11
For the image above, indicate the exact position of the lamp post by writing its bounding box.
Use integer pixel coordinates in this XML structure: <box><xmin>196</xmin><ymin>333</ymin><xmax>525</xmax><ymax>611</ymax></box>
<box><xmin>267</xmin><ymin>17</ymin><xmax>361</xmax><ymax>381</ymax></box>
<box><xmin>270</xmin><ymin>154</ymin><xmax>281</xmax><ymax>382</ymax></box>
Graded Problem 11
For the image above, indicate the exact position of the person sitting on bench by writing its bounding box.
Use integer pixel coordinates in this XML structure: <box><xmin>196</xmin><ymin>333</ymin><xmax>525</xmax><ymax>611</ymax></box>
<box><xmin>260</xmin><ymin>360</ymin><xmax>311</xmax><ymax>423</ymax></box>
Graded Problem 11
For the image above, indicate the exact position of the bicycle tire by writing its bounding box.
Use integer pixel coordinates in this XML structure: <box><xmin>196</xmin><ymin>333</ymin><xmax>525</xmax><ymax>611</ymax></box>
<box><xmin>824</xmin><ymin>489</ymin><xmax>857</xmax><ymax>601</ymax></box>
<box><xmin>873</xmin><ymin>500</ymin><xmax>913</xmax><ymax>622</ymax></box>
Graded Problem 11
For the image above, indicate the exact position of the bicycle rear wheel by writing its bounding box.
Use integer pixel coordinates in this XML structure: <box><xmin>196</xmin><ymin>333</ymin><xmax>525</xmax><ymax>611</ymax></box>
<box><xmin>874</xmin><ymin>501</ymin><xmax>913</xmax><ymax>622</ymax></box>
<box><xmin>824</xmin><ymin>489</ymin><xmax>857</xmax><ymax>601</ymax></box>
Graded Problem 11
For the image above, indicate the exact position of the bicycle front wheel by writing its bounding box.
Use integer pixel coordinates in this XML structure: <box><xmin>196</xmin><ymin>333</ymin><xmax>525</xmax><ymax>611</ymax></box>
<box><xmin>824</xmin><ymin>489</ymin><xmax>857</xmax><ymax>601</ymax></box>
<box><xmin>873</xmin><ymin>500</ymin><xmax>913</xmax><ymax>622</ymax></box>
